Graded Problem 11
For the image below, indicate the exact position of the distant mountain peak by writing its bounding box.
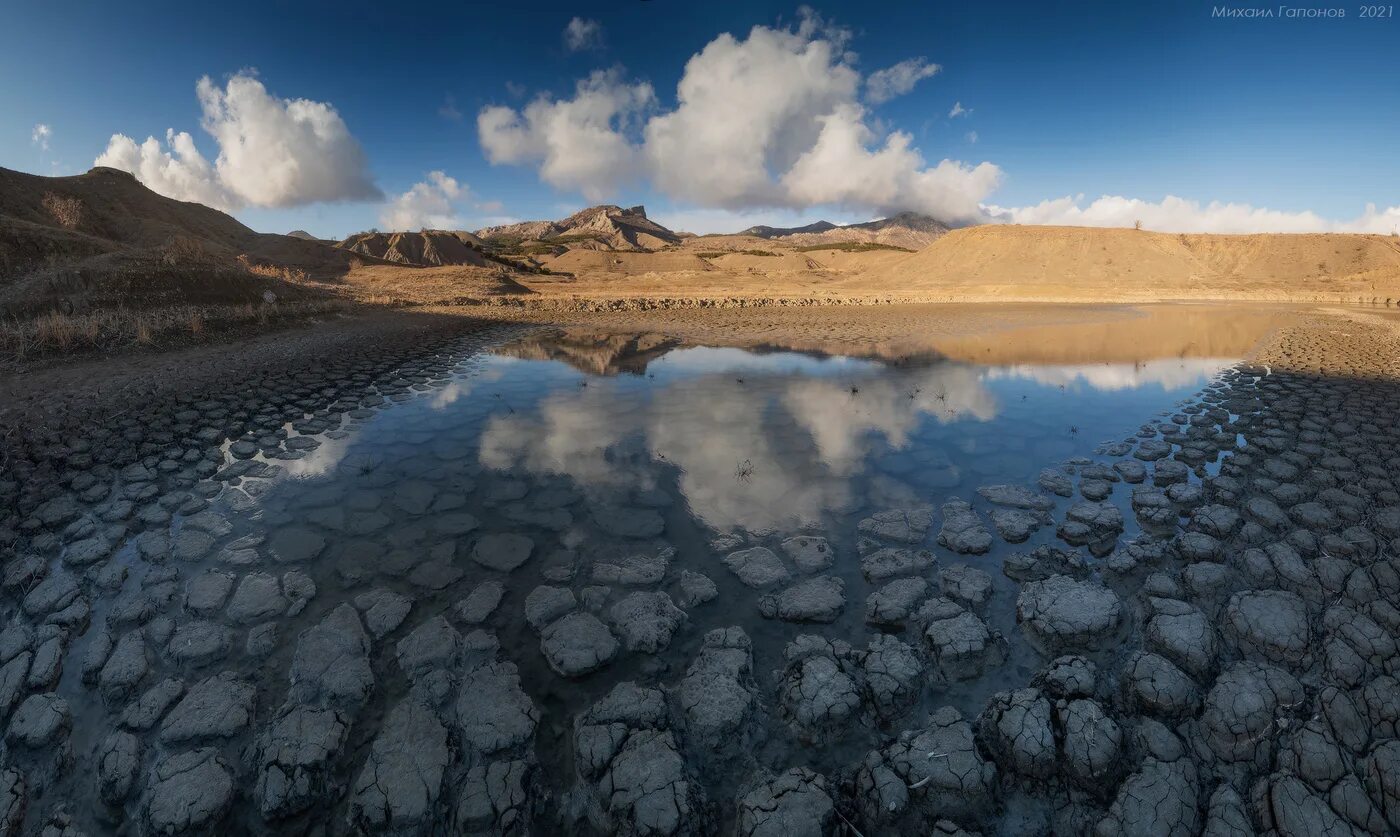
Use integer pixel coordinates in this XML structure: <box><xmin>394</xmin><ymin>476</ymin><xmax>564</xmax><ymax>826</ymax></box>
<box><xmin>739</xmin><ymin>213</ymin><xmax>950</xmax><ymax>250</ymax></box>
<box><xmin>477</xmin><ymin>204</ymin><xmax>679</xmax><ymax>251</ymax></box>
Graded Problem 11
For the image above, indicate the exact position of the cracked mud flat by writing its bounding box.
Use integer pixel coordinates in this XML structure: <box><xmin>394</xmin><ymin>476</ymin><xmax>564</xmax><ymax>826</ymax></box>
<box><xmin>2</xmin><ymin>306</ymin><xmax>1400</xmax><ymax>835</ymax></box>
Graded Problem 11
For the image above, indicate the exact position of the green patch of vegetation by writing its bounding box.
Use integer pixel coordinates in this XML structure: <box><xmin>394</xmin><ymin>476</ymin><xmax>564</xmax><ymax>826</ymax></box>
<box><xmin>793</xmin><ymin>242</ymin><xmax>913</xmax><ymax>253</ymax></box>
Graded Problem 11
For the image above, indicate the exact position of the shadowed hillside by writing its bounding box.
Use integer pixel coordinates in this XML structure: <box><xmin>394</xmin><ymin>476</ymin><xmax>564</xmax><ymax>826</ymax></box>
<box><xmin>0</xmin><ymin>166</ymin><xmax>365</xmax><ymax>315</ymax></box>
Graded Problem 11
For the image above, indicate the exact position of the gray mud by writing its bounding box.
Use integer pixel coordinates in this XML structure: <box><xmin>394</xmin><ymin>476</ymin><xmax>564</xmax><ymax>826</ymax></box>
<box><xmin>1</xmin><ymin>325</ymin><xmax>1397</xmax><ymax>836</ymax></box>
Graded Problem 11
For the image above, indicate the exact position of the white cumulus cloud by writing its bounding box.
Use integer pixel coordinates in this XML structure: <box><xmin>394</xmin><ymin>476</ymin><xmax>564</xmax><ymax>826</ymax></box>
<box><xmin>478</xmin><ymin>69</ymin><xmax>655</xmax><ymax>201</ymax></box>
<box><xmin>31</xmin><ymin>123</ymin><xmax>51</xmax><ymax>151</ymax></box>
<box><xmin>564</xmin><ymin>17</ymin><xmax>604</xmax><ymax>51</ymax></box>
<box><xmin>479</xmin><ymin>11</ymin><xmax>998</xmax><ymax>222</ymax></box>
<box><xmin>94</xmin><ymin>71</ymin><xmax>379</xmax><ymax>210</ymax></box>
<box><xmin>380</xmin><ymin>171</ymin><xmax>466</xmax><ymax>231</ymax></box>
<box><xmin>781</xmin><ymin>105</ymin><xmax>1001</xmax><ymax>221</ymax></box>
<box><xmin>865</xmin><ymin>58</ymin><xmax>941</xmax><ymax>104</ymax></box>
<box><xmin>949</xmin><ymin>101</ymin><xmax>968</xmax><ymax>118</ymax></box>
<box><xmin>95</xmin><ymin>129</ymin><xmax>237</xmax><ymax>210</ymax></box>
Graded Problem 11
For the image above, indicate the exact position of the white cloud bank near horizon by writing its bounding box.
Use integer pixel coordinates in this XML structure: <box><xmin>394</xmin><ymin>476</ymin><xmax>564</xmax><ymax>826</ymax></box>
<box><xmin>987</xmin><ymin>194</ymin><xmax>1400</xmax><ymax>235</ymax></box>
<box><xmin>94</xmin><ymin>71</ymin><xmax>380</xmax><ymax>211</ymax></box>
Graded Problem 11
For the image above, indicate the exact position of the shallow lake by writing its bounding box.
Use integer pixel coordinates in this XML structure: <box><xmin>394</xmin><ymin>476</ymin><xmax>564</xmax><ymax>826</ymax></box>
<box><xmin>19</xmin><ymin>305</ymin><xmax>1317</xmax><ymax>834</ymax></box>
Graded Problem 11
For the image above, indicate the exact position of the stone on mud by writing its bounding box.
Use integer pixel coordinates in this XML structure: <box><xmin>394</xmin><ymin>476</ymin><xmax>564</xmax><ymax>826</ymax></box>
<box><xmin>1121</xmin><ymin>652</ymin><xmax>1200</xmax><ymax>719</ymax></box>
<box><xmin>758</xmin><ymin>576</ymin><xmax>845</xmax><ymax>624</ymax></box>
<box><xmin>862</xmin><ymin>634</ymin><xmax>925</xmax><ymax>720</ymax></box>
<box><xmin>860</xmin><ymin>547</ymin><xmax>936</xmax><ymax>582</ymax></box>
<box><xmin>354</xmin><ymin>588</ymin><xmax>413</xmax><ymax>639</ymax></box>
<box><xmin>254</xmin><ymin>706</ymin><xmax>350</xmax><ymax>819</ymax></box>
<box><xmin>145</xmin><ymin>748</ymin><xmax>234</xmax><ymax>834</ymax></box>
<box><xmin>540</xmin><ymin>612</ymin><xmax>618</xmax><ymax>677</ymax></box>
<box><xmin>676</xmin><ymin>570</ymin><xmax>718</xmax><ymax>608</ymax></box>
<box><xmin>939</xmin><ymin>565</ymin><xmax>993</xmax><ymax>615</ymax></box>
<box><xmin>348</xmin><ymin>699</ymin><xmax>450</xmax><ymax>833</ymax></box>
<box><xmin>267</xmin><ymin>526</ymin><xmax>326</xmax><ymax>564</ymax></box>
<box><xmin>456</xmin><ymin>658</ymin><xmax>537</xmax><ymax>756</ymax></box>
<box><xmin>865</xmin><ymin>577</ymin><xmax>931</xmax><ymax>626</ymax></box>
<box><xmin>678</xmin><ymin>627</ymin><xmax>758</xmax><ymax>753</ymax></box>
<box><xmin>1058</xmin><ymin>698</ymin><xmax>1122</xmax><ymax>787</ymax></box>
<box><xmin>780</xmin><ymin>536</ymin><xmax>835</xmax><ymax>573</ymax></box>
<box><xmin>226</xmin><ymin>572</ymin><xmax>287</xmax><ymax>624</ymax></box>
<box><xmin>736</xmin><ymin>768</ymin><xmax>835</xmax><ymax>837</ymax></box>
<box><xmin>723</xmin><ymin>547</ymin><xmax>791</xmax><ymax>589</ymax></box>
<box><xmin>937</xmin><ymin>500</ymin><xmax>992</xmax><ymax>555</ymax></box>
<box><xmin>977</xmin><ymin>484</ymin><xmax>1055</xmax><ymax>511</ymax></box>
<box><xmin>921</xmin><ymin>597</ymin><xmax>1007</xmax><ymax>681</ymax></box>
<box><xmin>6</xmin><ymin>692</ymin><xmax>70</xmax><ymax>748</ymax></box>
<box><xmin>455</xmin><ymin>580</ymin><xmax>506</xmax><ymax>624</ymax></box>
<box><xmin>1200</xmin><ymin>661</ymin><xmax>1305</xmax><ymax>766</ymax></box>
<box><xmin>976</xmin><ymin>688</ymin><xmax>1056</xmax><ymax>780</ymax></box>
<box><xmin>989</xmin><ymin>507</ymin><xmax>1044</xmax><ymax>543</ymax></box>
<box><xmin>99</xmin><ymin>631</ymin><xmax>149</xmax><ymax>702</ymax></box>
<box><xmin>858</xmin><ymin>506</ymin><xmax>934</xmax><ymax>543</ymax></box>
<box><xmin>1094</xmin><ymin>756</ymin><xmax>1198</xmax><ymax>837</ymax></box>
<box><xmin>159</xmin><ymin>672</ymin><xmax>255</xmax><ymax>744</ymax></box>
<box><xmin>395</xmin><ymin>615</ymin><xmax>462</xmax><ymax>680</ymax></box>
<box><xmin>855</xmin><ymin>706</ymin><xmax>996</xmax><ymax>827</ymax></box>
<box><xmin>472</xmin><ymin>533</ymin><xmax>535</xmax><ymax>572</ymax></box>
<box><xmin>592</xmin><ymin>550</ymin><xmax>670</xmax><ymax>586</ymax></box>
<box><xmin>609</xmin><ymin>591</ymin><xmax>686</xmax><ymax>652</ymax></box>
<box><xmin>778</xmin><ymin>637</ymin><xmax>864</xmax><ymax>744</ymax></box>
<box><xmin>1222</xmin><ymin>589</ymin><xmax>1312</xmax><ymax>669</ymax></box>
<box><xmin>98</xmin><ymin>730</ymin><xmax>142</xmax><ymax>804</ymax></box>
<box><xmin>1143</xmin><ymin>600</ymin><xmax>1218</xmax><ymax>680</ymax></box>
<box><xmin>289</xmin><ymin>604</ymin><xmax>373</xmax><ymax>709</ymax></box>
<box><xmin>574</xmin><ymin>682</ymin><xmax>700</xmax><ymax>836</ymax></box>
<box><xmin>525</xmin><ymin>585</ymin><xmax>578</xmax><ymax>631</ymax></box>
<box><xmin>1016</xmin><ymin>575</ymin><xmax>1124</xmax><ymax>654</ymax></box>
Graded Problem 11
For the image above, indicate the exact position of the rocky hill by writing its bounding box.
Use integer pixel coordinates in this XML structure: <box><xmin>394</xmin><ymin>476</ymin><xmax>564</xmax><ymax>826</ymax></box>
<box><xmin>338</xmin><ymin>230</ymin><xmax>495</xmax><ymax>268</ymax></box>
<box><xmin>0</xmin><ymin>166</ymin><xmax>359</xmax><ymax>314</ymax></box>
<box><xmin>739</xmin><ymin>220</ymin><xmax>838</xmax><ymax>238</ymax></box>
<box><xmin>749</xmin><ymin>212</ymin><xmax>950</xmax><ymax>250</ymax></box>
<box><xmin>477</xmin><ymin>205</ymin><xmax>682</xmax><ymax>251</ymax></box>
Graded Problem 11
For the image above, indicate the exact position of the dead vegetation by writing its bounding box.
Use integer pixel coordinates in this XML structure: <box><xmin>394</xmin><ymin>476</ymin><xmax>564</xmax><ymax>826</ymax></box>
<box><xmin>41</xmin><ymin>192</ymin><xmax>82</xmax><ymax>230</ymax></box>
<box><xmin>0</xmin><ymin>299</ymin><xmax>350</xmax><ymax>363</ymax></box>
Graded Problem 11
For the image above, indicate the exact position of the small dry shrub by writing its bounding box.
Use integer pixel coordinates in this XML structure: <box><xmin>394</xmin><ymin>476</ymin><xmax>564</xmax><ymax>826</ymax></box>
<box><xmin>42</xmin><ymin>192</ymin><xmax>83</xmax><ymax>230</ymax></box>
<box><xmin>161</xmin><ymin>235</ymin><xmax>211</xmax><ymax>266</ymax></box>
<box><xmin>237</xmin><ymin>254</ymin><xmax>307</xmax><ymax>282</ymax></box>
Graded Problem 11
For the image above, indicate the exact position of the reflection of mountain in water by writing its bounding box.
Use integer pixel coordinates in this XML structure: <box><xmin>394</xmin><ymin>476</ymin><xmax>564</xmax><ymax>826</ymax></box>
<box><xmin>500</xmin><ymin>328</ymin><xmax>951</xmax><ymax>377</ymax></box>
<box><xmin>499</xmin><ymin>331</ymin><xmax>682</xmax><ymax>375</ymax></box>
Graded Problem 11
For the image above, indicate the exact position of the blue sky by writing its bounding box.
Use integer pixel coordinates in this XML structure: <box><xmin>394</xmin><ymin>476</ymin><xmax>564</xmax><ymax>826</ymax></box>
<box><xmin>3</xmin><ymin>0</ymin><xmax>1397</xmax><ymax>237</ymax></box>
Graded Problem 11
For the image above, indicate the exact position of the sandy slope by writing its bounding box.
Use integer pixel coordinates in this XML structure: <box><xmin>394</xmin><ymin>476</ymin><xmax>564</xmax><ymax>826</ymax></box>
<box><xmin>861</xmin><ymin>225</ymin><xmax>1400</xmax><ymax>303</ymax></box>
<box><xmin>514</xmin><ymin>224</ymin><xmax>1400</xmax><ymax>307</ymax></box>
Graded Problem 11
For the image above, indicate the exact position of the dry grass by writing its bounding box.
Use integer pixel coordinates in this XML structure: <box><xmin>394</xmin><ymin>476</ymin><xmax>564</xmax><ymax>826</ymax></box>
<box><xmin>0</xmin><ymin>300</ymin><xmax>350</xmax><ymax>363</ymax></box>
<box><xmin>42</xmin><ymin>192</ymin><xmax>83</xmax><ymax>230</ymax></box>
<box><xmin>238</xmin><ymin>253</ymin><xmax>308</xmax><ymax>282</ymax></box>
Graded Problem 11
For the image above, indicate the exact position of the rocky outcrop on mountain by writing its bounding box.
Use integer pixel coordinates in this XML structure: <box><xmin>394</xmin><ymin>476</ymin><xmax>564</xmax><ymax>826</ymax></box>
<box><xmin>741</xmin><ymin>213</ymin><xmax>951</xmax><ymax>250</ymax></box>
<box><xmin>477</xmin><ymin>205</ymin><xmax>682</xmax><ymax>251</ymax></box>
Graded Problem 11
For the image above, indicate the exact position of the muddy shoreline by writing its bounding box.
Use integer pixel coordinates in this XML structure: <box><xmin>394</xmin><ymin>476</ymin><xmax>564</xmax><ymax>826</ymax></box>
<box><xmin>0</xmin><ymin>304</ymin><xmax>1398</xmax><ymax>835</ymax></box>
